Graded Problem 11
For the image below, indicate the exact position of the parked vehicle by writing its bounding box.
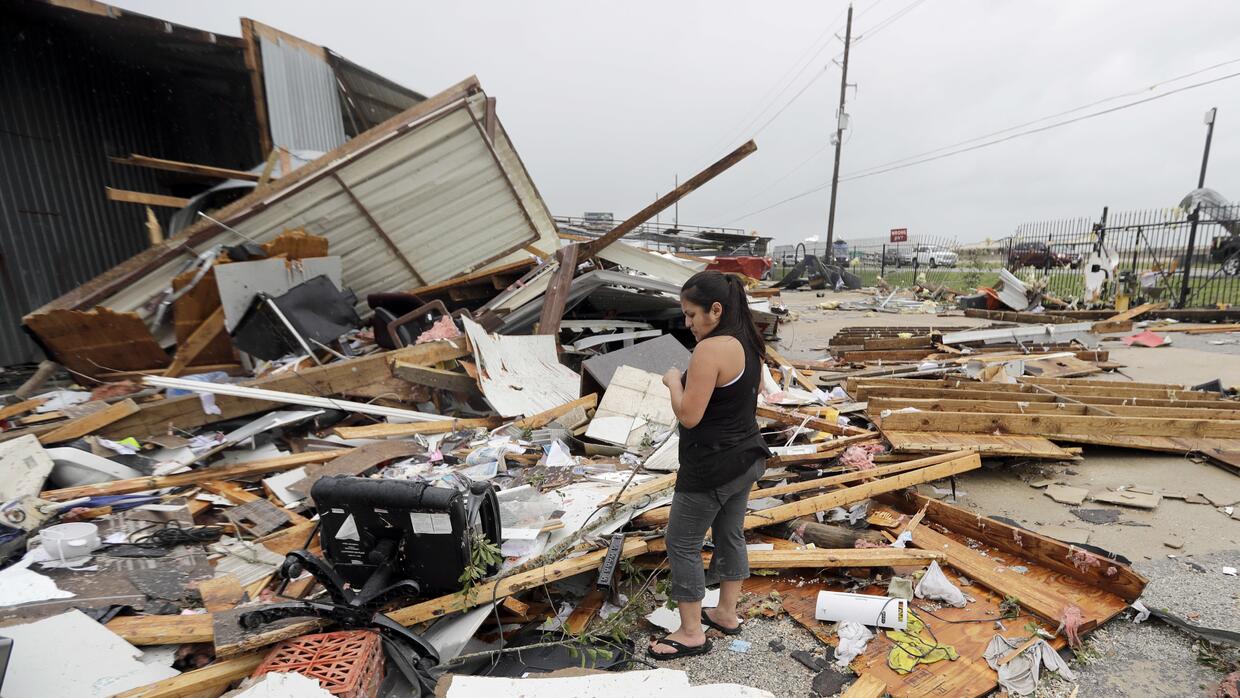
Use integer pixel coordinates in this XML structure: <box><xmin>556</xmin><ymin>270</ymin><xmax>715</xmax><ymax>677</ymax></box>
<box><xmin>913</xmin><ymin>245</ymin><xmax>958</xmax><ymax>268</ymax></box>
<box><xmin>1007</xmin><ymin>241</ymin><xmax>1072</xmax><ymax>268</ymax></box>
<box><xmin>832</xmin><ymin>240</ymin><xmax>849</xmax><ymax>265</ymax></box>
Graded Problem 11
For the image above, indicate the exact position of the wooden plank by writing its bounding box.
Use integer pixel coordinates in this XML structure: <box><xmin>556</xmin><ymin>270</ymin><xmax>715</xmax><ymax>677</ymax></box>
<box><xmin>40</xmin><ymin>449</ymin><xmax>349</xmax><ymax>501</ymax></box>
<box><xmin>112</xmin><ymin>154</ymin><xmax>262</xmax><ymax>181</ymax></box>
<box><xmin>602</xmin><ymin>472</ymin><xmax>677</xmax><ymax>506</ymax></box>
<box><xmin>99</xmin><ymin>341</ymin><xmax>466</xmax><ymax>439</ymax></box>
<box><xmin>564</xmin><ymin>588</ymin><xmax>607</xmax><ymax>634</ymax></box>
<box><xmin>840</xmin><ymin>349</ymin><xmax>936</xmax><ymax>362</ymax></box>
<box><xmin>195</xmin><ymin>575</ymin><xmax>246</xmax><ymax>612</ymax></box>
<box><xmin>867</xmin><ymin>397</ymin><xmax>1240</xmax><ymax>421</ymax></box>
<box><xmin>37</xmin><ymin>398</ymin><xmax>139</xmax><ymax>444</ymax></box>
<box><xmin>854</xmin><ymin>384</ymin><xmax>1231</xmax><ymax>409</ymax></box>
<box><xmin>943</xmin><ymin>378</ymin><xmax>1222</xmax><ymax>401</ymax></box>
<box><xmin>0</xmin><ymin>397</ymin><xmax>47</xmax><ymax>421</ymax></box>
<box><xmin>841</xmin><ymin>674</ymin><xmax>887</xmax><ymax>698</ymax></box>
<box><xmin>1105</xmin><ymin>301</ymin><xmax>1168</xmax><ymax>323</ymax></box>
<box><xmin>170</xmin><ymin>266</ymin><xmax>235</xmax><ymax>368</ymax></box>
<box><xmin>286</xmin><ymin>440</ymin><xmax>424</xmax><ymax>500</ymax></box>
<box><xmin>536</xmin><ymin>242</ymin><xmax>580</xmax><ymax>335</ymax></box>
<box><xmin>635</xmin><ymin>452</ymin><xmax>975</xmax><ymax>527</ymax></box>
<box><xmin>111</xmin><ymin>652</ymin><xmax>264</xmax><ymax>698</ymax></box>
<box><xmin>392</xmin><ymin>361</ymin><xmax>479</xmax><ymax>393</ymax></box>
<box><xmin>879</xmin><ymin>410</ymin><xmax>1238</xmax><ymax>439</ymax></box>
<box><xmin>107</xmin><ymin>613</ymin><xmax>215</xmax><ymax>645</ymax></box>
<box><xmin>862</xmin><ymin>335</ymin><xmax>934</xmax><ymax>350</ymax></box>
<box><xmin>739</xmin><ymin>453</ymin><xmax>981</xmax><ymax>529</ymax></box>
<box><xmin>512</xmin><ymin>393</ymin><xmax>599</xmax><ymax>430</ymax></box>
<box><xmin>105</xmin><ymin>187</ymin><xmax>191</xmax><ymax>208</ymax></box>
<box><xmin>756</xmin><ymin>405</ymin><xmax>871</xmax><ymax>437</ymax></box>
<box><xmin>764</xmin><ymin>345</ymin><xmax>820</xmax><ymax>392</ymax></box>
<box><xmin>165</xmin><ymin>307</ymin><xmax>226</xmax><ymax>378</ymax></box>
<box><xmin>963</xmin><ymin>308</ymin><xmax>1077</xmax><ymax>324</ymax></box>
<box><xmin>581</xmin><ymin>140</ymin><xmax>757</xmax><ymax>257</ymax></box>
<box><xmin>407</xmin><ymin>259</ymin><xmax>535</xmax><ymax>297</ymax></box>
<box><xmin>1015</xmin><ymin>376</ymin><xmax>1210</xmax><ymax>391</ymax></box>
<box><xmin>881</xmin><ymin>431</ymin><xmax>1078</xmax><ymax>459</ymax></box>
<box><xmin>331</xmin><ymin>415</ymin><xmax>504</xmax><ymax>440</ymax></box>
<box><xmin>716</xmin><ymin>548</ymin><xmax>942</xmax><ymax>568</ymax></box>
<box><xmin>387</xmin><ymin>539</ymin><xmax>650</xmax><ymax>626</ymax></box>
<box><xmin>240</xmin><ymin>18</ymin><xmax>273</xmax><ymax>156</ymax></box>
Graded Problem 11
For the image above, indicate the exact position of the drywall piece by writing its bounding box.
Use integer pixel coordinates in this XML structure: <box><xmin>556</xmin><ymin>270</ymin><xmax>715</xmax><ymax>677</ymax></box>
<box><xmin>0</xmin><ymin>550</ymin><xmax>75</xmax><ymax>606</ymax></box>
<box><xmin>1</xmin><ymin>609</ymin><xmax>179</xmax><ymax>697</ymax></box>
<box><xmin>462</xmin><ymin>317</ymin><xmax>580</xmax><ymax>417</ymax></box>
<box><xmin>585</xmin><ymin>366</ymin><xmax>676</xmax><ymax>449</ymax></box>
<box><xmin>644</xmin><ymin>434</ymin><xmax>680</xmax><ymax>472</ymax></box>
<box><xmin>570</xmin><ymin>329</ymin><xmax>664</xmax><ymax>351</ymax></box>
<box><xmin>0</xmin><ymin>435</ymin><xmax>55</xmax><ymax>501</ymax></box>
<box><xmin>264</xmin><ymin>466</ymin><xmax>309</xmax><ymax>505</ymax></box>
<box><xmin>596</xmin><ymin>240</ymin><xmax>704</xmax><ymax>286</ymax></box>
<box><xmin>582</xmin><ymin>334</ymin><xmax>691</xmax><ymax>392</ymax></box>
<box><xmin>1043</xmin><ymin>484</ymin><xmax>1089</xmax><ymax>506</ymax></box>
<box><xmin>994</xmin><ymin>268</ymin><xmax>1032</xmax><ymax>311</ymax></box>
<box><xmin>444</xmin><ymin>668</ymin><xmax>775</xmax><ymax>697</ymax></box>
<box><xmin>814</xmin><ymin>591</ymin><xmax>908</xmax><ymax>630</ymax></box>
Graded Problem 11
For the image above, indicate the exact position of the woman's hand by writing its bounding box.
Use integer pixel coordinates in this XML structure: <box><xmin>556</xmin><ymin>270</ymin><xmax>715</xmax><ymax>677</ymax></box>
<box><xmin>662</xmin><ymin>367</ymin><xmax>682</xmax><ymax>389</ymax></box>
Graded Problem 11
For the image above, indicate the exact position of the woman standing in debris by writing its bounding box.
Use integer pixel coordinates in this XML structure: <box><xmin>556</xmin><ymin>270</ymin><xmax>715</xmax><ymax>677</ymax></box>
<box><xmin>649</xmin><ymin>270</ymin><xmax>770</xmax><ymax>660</ymax></box>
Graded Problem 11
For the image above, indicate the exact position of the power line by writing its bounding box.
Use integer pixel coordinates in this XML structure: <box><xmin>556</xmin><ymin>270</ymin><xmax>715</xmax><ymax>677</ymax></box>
<box><xmin>727</xmin><ymin>69</ymin><xmax>1240</xmax><ymax>221</ymax></box>
<box><xmin>843</xmin><ymin>56</ymin><xmax>1240</xmax><ymax>178</ymax></box>
<box><xmin>840</xmin><ymin>69</ymin><xmax>1240</xmax><ymax>182</ymax></box>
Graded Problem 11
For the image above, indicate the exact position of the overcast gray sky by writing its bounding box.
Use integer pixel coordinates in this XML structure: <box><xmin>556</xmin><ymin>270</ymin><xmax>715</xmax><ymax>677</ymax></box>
<box><xmin>113</xmin><ymin>0</ymin><xmax>1240</xmax><ymax>247</ymax></box>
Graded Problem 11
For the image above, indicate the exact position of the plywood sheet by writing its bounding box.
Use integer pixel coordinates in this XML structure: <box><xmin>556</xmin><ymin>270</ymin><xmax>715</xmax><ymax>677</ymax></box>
<box><xmin>463</xmin><ymin>317</ymin><xmax>580</xmax><ymax>417</ymax></box>
<box><xmin>585</xmin><ymin>365</ymin><xmax>676</xmax><ymax>449</ymax></box>
<box><xmin>25</xmin><ymin>308</ymin><xmax>169</xmax><ymax>377</ymax></box>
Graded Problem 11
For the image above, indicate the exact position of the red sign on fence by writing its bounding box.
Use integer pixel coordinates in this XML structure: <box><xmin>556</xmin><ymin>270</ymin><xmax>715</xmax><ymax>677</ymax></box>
<box><xmin>890</xmin><ymin>228</ymin><xmax>908</xmax><ymax>243</ymax></box>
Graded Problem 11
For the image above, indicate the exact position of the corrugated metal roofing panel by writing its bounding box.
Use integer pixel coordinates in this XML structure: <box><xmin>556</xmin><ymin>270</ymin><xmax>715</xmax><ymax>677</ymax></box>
<box><xmin>260</xmin><ymin>35</ymin><xmax>348</xmax><ymax>153</ymax></box>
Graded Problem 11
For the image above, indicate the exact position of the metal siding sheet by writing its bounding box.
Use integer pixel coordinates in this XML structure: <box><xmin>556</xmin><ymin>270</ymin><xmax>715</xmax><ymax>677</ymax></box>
<box><xmin>260</xmin><ymin>36</ymin><xmax>348</xmax><ymax>153</ymax></box>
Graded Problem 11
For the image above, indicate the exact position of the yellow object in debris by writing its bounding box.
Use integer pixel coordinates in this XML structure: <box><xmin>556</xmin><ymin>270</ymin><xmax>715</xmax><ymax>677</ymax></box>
<box><xmin>886</xmin><ymin>613</ymin><xmax>959</xmax><ymax>674</ymax></box>
<box><xmin>819</xmin><ymin>301</ymin><xmax>840</xmax><ymax>310</ymax></box>
<box><xmin>897</xmin><ymin>332</ymin><xmax>913</xmax><ymax>339</ymax></box>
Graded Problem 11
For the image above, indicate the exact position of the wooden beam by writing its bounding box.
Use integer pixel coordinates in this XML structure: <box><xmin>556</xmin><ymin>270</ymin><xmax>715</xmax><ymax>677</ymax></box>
<box><xmin>112</xmin><ymin>652</ymin><xmax>263</xmax><ymax>698</ymax></box>
<box><xmin>902</xmin><ymin>492</ymin><xmax>1147</xmax><ymax>601</ymax></box>
<box><xmin>853</xmin><ymin>384</ymin><xmax>1230</xmax><ymax>409</ymax></box>
<box><xmin>40</xmin><ymin>449</ymin><xmax>349</xmax><ymax>501</ymax></box>
<box><xmin>740</xmin><ymin>452</ymin><xmax>981</xmax><ymax>529</ymax></box>
<box><xmin>195</xmin><ymin>575</ymin><xmax>246</xmax><ymax>612</ymax></box>
<box><xmin>112</xmin><ymin>154</ymin><xmax>261</xmax><ymax>181</ymax></box>
<box><xmin>331</xmin><ymin>416</ymin><xmax>504</xmax><ymax>440</ymax></box>
<box><xmin>104</xmin><ymin>187</ymin><xmax>190</xmax><ymax>208</ymax></box>
<box><xmin>841</xmin><ymin>674</ymin><xmax>887</xmax><ymax>698</ymax></box>
<box><xmin>200</xmin><ymin>480</ymin><xmax>309</xmax><ymax>525</ymax></box>
<box><xmin>756</xmin><ymin>405</ymin><xmax>870</xmax><ymax>437</ymax></box>
<box><xmin>635</xmin><ymin>451</ymin><xmax>971</xmax><ymax>527</ymax></box>
<box><xmin>564</xmin><ymin>588</ymin><xmax>606</xmax><ymax>634</ymax></box>
<box><xmin>602</xmin><ymin>472</ymin><xmax>677</xmax><ymax>506</ymax></box>
<box><xmin>536</xmin><ymin>243</ymin><xmax>580</xmax><ymax>335</ymax></box>
<box><xmin>764</xmin><ymin>345</ymin><xmax>820</xmax><ymax>392</ymax></box>
<box><xmin>867</xmin><ymin>397</ymin><xmax>1240</xmax><ymax>421</ymax></box>
<box><xmin>580</xmin><ymin>140</ymin><xmax>757</xmax><ymax>257</ymax></box>
<box><xmin>406</xmin><ymin>259</ymin><xmax>534</xmax><ymax>297</ymax></box>
<box><xmin>387</xmin><ymin>539</ymin><xmax>649</xmax><ymax>626</ymax></box>
<box><xmin>512</xmin><ymin>393</ymin><xmax>598</xmax><ymax>430</ymax></box>
<box><xmin>768</xmin><ymin>432</ymin><xmax>882</xmax><ymax>465</ymax></box>
<box><xmin>392</xmin><ymin>361</ymin><xmax>479</xmax><ymax>393</ymax></box>
<box><xmin>107</xmin><ymin>614</ymin><xmax>214</xmax><ymax>646</ymax></box>
<box><xmin>37</xmin><ymin>398</ymin><xmax>139</xmax><ymax>444</ymax></box>
<box><xmin>164</xmin><ymin>307</ymin><xmax>226</xmax><ymax>378</ymax></box>
<box><xmin>240</xmin><ymin>18</ymin><xmax>273</xmax><ymax>156</ymax></box>
<box><xmin>696</xmin><ymin>548</ymin><xmax>943</xmax><ymax>569</ymax></box>
<box><xmin>1105</xmin><ymin>301</ymin><xmax>1168</xmax><ymax>323</ymax></box>
<box><xmin>879</xmin><ymin>410</ymin><xmax>1238</xmax><ymax>439</ymax></box>
<box><xmin>100</xmin><ymin>341</ymin><xmax>466</xmax><ymax>439</ymax></box>
<box><xmin>0</xmin><ymin>397</ymin><xmax>48</xmax><ymax>422</ymax></box>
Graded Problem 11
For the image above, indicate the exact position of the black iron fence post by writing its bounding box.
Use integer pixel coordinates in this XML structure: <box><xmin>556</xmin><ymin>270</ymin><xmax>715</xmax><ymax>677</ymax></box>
<box><xmin>880</xmin><ymin>244</ymin><xmax>887</xmax><ymax>278</ymax></box>
<box><xmin>1179</xmin><ymin>207</ymin><xmax>1201</xmax><ymax>308</ymax></box>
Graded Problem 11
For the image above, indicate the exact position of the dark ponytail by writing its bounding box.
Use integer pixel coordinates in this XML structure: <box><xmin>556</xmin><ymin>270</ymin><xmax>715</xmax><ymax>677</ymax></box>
<box><xmin>680</xmin><ymin>271</ymin><xmax>764</xmax><ymax>354</ymax></box>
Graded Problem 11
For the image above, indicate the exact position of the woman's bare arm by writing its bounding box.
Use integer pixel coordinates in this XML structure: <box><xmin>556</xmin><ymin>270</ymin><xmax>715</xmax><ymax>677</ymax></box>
<box><xmin>665</xmin><ymin>339</ymin><xmax>730</xmax><ymax>429</ymax></box>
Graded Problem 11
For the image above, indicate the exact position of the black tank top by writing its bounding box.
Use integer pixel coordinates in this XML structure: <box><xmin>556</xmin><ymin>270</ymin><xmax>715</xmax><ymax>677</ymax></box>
<box><xmin>676</xmin><ymin>340</ymin><xmax>771</xmax><ymax>492</ymax></box>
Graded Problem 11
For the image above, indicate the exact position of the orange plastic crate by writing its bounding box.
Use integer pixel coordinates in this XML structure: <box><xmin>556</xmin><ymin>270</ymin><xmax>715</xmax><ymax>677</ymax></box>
<box><xmin>253</xmin><ymin>629</ymin><xmax>384</xmax><ymax>698</ymax></box>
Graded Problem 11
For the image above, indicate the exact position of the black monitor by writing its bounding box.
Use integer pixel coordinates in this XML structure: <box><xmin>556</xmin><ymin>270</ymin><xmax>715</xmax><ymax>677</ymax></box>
<box><xmin>311</xmin><ymin>475</ymin><xmax>501</xmax><ymax>596</ymax></box>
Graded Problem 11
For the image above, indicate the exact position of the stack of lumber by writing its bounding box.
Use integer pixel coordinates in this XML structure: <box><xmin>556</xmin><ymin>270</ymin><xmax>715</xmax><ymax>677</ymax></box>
<box><xmin>855</xmin><ymin>375</ymin><xmax>1240</xmax><ymax>463</ymax></box>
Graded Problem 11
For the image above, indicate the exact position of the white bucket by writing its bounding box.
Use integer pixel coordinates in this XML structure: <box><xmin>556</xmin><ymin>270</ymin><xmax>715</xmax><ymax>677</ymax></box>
<box><xmin>40</xmin><ymin>522</ymin><xmax>101</xmax><ymax>561</ymax></box>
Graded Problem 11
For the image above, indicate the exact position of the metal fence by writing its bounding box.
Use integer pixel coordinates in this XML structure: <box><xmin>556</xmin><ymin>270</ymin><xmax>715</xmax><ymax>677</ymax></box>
<box><xmin>771</xmin><ymin>204</ymin><xmax>1240</xmax><ymax>307</ymax></box>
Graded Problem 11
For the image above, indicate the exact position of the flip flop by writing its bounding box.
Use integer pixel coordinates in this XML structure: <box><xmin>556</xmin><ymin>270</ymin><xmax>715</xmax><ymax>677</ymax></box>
<box><xmin>647</xmin><ymin>636</ymin><xmax>713</xmax><ymax>661</ymax></box>
<box><xmin>701</xmin><ymin>608</ymin><xmax>743</xmax><ymax>636</ymax></box>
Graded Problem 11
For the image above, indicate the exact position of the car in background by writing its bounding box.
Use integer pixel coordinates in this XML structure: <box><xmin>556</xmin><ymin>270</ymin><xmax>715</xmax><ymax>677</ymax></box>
<box><xmin>1007</xmin><ymin>241</ymin><xmax>1073</xmax><ymax>268</ymax></box>
<box><xmin>914</xmin><ymin>245</ymin><xmax>958</xmax><ymax>267</ymax></box>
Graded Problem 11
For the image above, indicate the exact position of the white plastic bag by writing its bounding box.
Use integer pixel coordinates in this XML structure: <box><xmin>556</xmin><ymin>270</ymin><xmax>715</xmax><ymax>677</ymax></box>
<box><xmin>915</xmin><ymin>561</ymin><xmax>967</xmax><ymax>607</ymax></box>
<box><xmin>834</xmin><ymin>621</ymin><xmax>874</xmax><ymax>667</ymax></box>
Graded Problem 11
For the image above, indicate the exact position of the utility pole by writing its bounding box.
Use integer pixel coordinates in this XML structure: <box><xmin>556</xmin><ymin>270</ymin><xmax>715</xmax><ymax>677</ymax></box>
<box><xmin>674</xmin><ymin>174</ymin><xmax>679</xmax><ymax>228</ymax></box>
<box><xmin>823</xmin><ymin>3</ymin><xmax>853</xmax><ymax>265</ymax></box>
<box><xmin>1178</xmin><ymin>107</ymin><xmax>1217</xmax><ymax>308</ymax></box>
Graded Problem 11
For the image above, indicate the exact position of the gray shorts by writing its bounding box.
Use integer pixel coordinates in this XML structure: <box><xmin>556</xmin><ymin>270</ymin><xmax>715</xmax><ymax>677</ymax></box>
<box><xmin>664</xmin><ymin>457</ymin><xmax>766</xmax><ymax>602</ymax></box>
